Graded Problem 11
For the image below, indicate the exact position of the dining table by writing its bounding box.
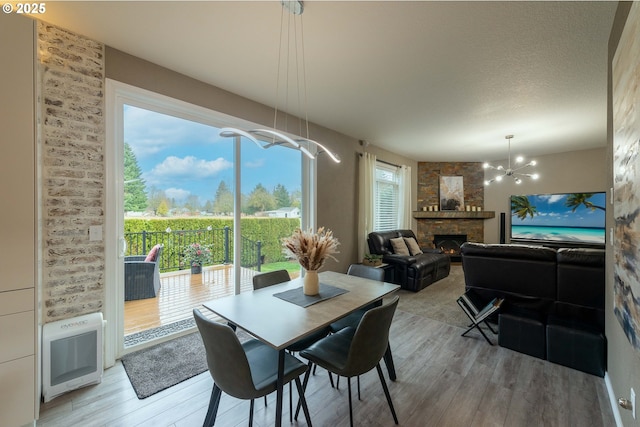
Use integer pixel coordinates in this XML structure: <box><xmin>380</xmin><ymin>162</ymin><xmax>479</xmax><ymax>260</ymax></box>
<box><xmin>202</xmin><ymin>269</ymin><xmax>400</xmax><ymax>427</ymax></box>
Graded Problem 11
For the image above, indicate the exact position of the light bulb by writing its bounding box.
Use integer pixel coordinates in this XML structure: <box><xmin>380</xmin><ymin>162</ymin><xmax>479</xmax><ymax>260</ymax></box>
<box><xmin>532</xmin><ymin>173</ymin><xmax>539</xmax><ymax>180</ymax></box>
<box><xmin>484</xmin><ymin>180</ymin><xmax>491</xmax><ymax>186</ymax></box>
<box><xmin>515</xmin><ymin>178</ymin><xmax>522</xmax><ymax>184</ymax></box>
<box><xmin>495</xmin><ymin>175</ymin><xmax>503</xmax><ymax>182</ymax></box>
<box><xmin>515</xmin><ymin>156</ymin><xmax>524</xmax><ymax>163</ymax></box>
<box><xmin>530</xmin><ymin>160</ymin><xmax>537</xmax><ymax>166</ymax></box>
<box><xmin>483</xmin><ymin>162</ymin><xmax>490</xmax><ymax>169</ymax></box>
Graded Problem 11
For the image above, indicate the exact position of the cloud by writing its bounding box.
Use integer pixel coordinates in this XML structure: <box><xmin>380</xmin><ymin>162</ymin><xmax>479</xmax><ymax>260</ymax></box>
<box><xmin>143</xmin><ymin>156</ymin><xmax>233</xmax><ymax>188</ymax></box>
<box><xmin>245</xmin><ymin>158</ymin><xmax>266</xmax><ymax>168</ymax></box>
<box><xmin>164</xmin><ymin>187</ymin><xmax>191</xmax><ymax>201</ymax></box>
<box><xmin>539</xmin><ymin>194</ymin><xmax>565</xmax><ymax>204</ymax></box>
<box><xmin>124</xmin><ymin>105</ymin><xmax>219</xmax><ymax>158</ymax></box>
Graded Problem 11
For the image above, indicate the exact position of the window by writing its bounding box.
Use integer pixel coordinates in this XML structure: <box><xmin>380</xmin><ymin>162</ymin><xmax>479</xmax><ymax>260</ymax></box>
<box><xmin>374</xmin><ymin>162</ymin><xmax>400</xmax><ymax>231</ymax></box>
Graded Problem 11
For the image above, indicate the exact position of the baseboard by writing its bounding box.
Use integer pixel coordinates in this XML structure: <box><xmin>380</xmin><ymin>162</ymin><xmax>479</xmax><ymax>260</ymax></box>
<box><xmin>605</xmin><ymin>372</ymin><xmax>624</xmax><ymax>427</ymax></box>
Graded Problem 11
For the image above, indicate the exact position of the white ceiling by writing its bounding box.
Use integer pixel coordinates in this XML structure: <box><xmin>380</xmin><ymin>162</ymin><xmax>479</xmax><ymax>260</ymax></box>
<box><xmin>35</xmin><ymin>1</ymin><xmax>617</xmax><ymax>162</ymax></box>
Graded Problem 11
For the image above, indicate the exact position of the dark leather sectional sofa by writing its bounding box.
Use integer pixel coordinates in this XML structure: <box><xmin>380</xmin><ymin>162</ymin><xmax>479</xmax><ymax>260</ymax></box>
<box><xmin>367</xmin><ymin>229</ymin><xmax>450</xmax><ymax>292</ymax></box>
<box><xmin>460</xmin><ymin>242</ymin><xmax>606</xmax><ymax>376</ymax></box>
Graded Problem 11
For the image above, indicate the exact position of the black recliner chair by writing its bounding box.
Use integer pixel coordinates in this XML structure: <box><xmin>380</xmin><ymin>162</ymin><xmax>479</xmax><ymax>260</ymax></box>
<box><xmin>367</xmin><ymin>229</ymin><xmax>450</xmax><ymax>292</ymax></box>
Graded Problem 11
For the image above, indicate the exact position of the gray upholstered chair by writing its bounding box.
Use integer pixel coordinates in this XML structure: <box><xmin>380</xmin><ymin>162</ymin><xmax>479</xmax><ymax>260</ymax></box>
<box><xmin>193</xmin><ymin>309</ymin><xmax>312</xmax><ymax>427</ymax></box>
<box><xmin>124</xmin><ymin>244</ymin><xmax>163</xmax><ymax>301</ymax></box>
<box><xmin>252</xmin><ymin>269</ymin><xmax>334</xmax><ymax>415</ymax></box>
<box><xmin>329</xmin><ymin>264</ymin><xmax>385</xmax><ymax>333</ymax></box>
<box><xmin>329</xmin><ymin>264</ymin><xmax>397</xmax><ymax>383</ymax></box>
<box><xmin>297</xmin><ymin>296</ymin><xmax>400</xmax><ymax>426</ymax></box>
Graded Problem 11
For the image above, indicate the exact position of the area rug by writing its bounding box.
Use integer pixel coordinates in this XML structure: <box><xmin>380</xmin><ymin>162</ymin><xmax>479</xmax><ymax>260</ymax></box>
<box><xmin>396</xmin><ymin>264</ymin><xmax>469</xmax><ymax>329</ymax></box>
<box><xmin>121</xmin><ymin>330</ymin><xmax>253</xmax><ymax>399</ymax></box>
<box><xmin>121</xmin><ymin>332</ymin><xmax>208</xmax><ymax>399</ymax></box>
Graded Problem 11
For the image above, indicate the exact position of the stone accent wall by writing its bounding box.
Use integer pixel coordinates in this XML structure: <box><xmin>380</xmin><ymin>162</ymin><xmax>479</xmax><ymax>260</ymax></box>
<box><xmin>38</xmin><ymin>22</ymin><xmax>105</xmax><ymax>322</ymax></box>
<box><xmin>416</xmin><ymin>162</ymin><xmax>485</xmax><ymax>248</ymax></box>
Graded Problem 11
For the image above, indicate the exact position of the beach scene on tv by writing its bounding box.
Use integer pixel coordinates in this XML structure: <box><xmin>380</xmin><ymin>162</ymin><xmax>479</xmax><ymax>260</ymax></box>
<box><xmin>510</xmin><ymin>192</ymin><xmax>606</xmax><ymax>244</ymax></box>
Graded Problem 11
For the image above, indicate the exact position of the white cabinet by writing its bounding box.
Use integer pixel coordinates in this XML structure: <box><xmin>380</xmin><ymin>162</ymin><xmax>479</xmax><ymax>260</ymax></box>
<box><xmin>0</xmin><ymin>13</ymin><xmax>36</xmax><ymax>427</ymax></box>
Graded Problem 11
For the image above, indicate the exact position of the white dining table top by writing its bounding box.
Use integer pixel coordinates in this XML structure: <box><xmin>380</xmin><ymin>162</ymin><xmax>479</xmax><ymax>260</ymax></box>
<box><xmin>203</xmin><ymin>270</ymin><xmax>400</xmax><ymax>350</ymax></box>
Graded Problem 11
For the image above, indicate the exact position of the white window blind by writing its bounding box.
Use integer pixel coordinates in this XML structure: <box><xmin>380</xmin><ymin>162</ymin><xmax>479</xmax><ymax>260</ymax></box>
<box><xmin>374</xmin><ymin>163</ymin><xmax>400</xmax><ymax>231</ymax></box>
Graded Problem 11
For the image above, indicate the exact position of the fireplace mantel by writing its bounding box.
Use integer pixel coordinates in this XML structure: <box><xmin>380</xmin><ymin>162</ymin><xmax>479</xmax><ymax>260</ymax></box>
<box><xmin>413</xmin><ymin>211</ymin><xmax>495</xmax><ymax>220</ymax></box>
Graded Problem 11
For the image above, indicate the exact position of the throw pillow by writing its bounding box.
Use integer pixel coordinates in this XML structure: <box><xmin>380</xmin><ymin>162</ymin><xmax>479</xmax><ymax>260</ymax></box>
<box><xmin>404</xmin><ymin>237</ymin><xmax>423</xmax><ymax>256</ymax></box>
<box><xmin>390</xmin><ymin>237</ymin><xmax>410</xmax><ymax>256</ymax></box>
<box><xmin>145</xmin><ymin>245</ymin><xmax>160</xmax><ymax>262</ymax></box>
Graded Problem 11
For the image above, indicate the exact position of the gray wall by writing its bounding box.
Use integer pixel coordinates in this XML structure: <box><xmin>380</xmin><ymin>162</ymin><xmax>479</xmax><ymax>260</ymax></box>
<box><xmin>483</xmin><ymin>147</ymin><xmax>608</xmax><ymax>244</ymax></box>
<box><xmin>106</xmin><ymin>48</ymin><xmax>417</xmax><ymax>273</ymax></box>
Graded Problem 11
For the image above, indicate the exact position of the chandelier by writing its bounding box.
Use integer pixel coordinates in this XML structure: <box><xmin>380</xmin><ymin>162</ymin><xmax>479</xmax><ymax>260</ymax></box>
<box><xmin>219</xmin><ymin>1</ymin><xmax>340</xmax><ymax>163</ymax></box>
<box><xmin>483</xmin><ymin>135</ymin><xmax>539</xmax><ymax>185</ymax></box>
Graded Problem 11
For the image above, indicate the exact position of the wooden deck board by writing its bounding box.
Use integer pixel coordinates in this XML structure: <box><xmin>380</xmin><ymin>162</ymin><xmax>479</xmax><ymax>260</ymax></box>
<box><xmin>124</xmin><ymin>265</ymin><xmax>259</xmax><ymax>336</ymax></box>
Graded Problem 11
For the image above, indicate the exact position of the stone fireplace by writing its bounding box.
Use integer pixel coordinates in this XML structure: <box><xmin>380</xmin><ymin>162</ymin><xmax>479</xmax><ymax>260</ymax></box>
<box><xmin>414</xmin><ymin>162</ymin><xmax>493</xmax><ymax>251</ymax></box>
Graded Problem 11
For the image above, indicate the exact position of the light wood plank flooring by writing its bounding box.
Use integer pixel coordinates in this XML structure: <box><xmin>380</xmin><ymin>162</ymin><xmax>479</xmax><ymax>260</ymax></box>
<box><xmin>38</xmin><ymin>292</ymin><xmax>615</xmax><ymax>426</ymax></box>
<box><xmin>124</xmin><ymin>265</ymin><xmax>259</xmax><ymax>336</ymax></box>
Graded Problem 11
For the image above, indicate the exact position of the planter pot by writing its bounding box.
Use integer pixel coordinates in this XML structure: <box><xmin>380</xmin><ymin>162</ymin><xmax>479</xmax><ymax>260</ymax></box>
<box><xmin>363</xmin><ymin>259</ymin><xmax>382</xmax><ymax>267</ymax></box>
<box><xmin>191</xmin><ymin>264</ymin><xmax>202</xmax><ymax>274</ymax></box>
<box><xmin>303</xmin><ymin>270</ymin><xmax>319</xmax><ymax>296</ymax></box>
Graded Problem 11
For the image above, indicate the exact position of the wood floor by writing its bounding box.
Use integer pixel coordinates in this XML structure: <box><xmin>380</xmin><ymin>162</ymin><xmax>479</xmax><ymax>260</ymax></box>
<box><xmin>38</xmin><ymin>276</ymin><xmax>616</xmax><ymax>427</ymax></box>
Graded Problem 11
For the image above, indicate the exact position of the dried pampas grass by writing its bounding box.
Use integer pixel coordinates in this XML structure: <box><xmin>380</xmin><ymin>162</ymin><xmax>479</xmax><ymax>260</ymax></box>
<box><xmin>282</xmin><ymin>227</ymin><xmax>340</xmax><ymax>271</ymax></box>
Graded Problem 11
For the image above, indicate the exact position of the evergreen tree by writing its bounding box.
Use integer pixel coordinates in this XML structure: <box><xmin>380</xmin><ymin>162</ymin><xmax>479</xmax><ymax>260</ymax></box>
<box><xmin>213</xmin><ymin>181</ymin><xmax>234</xmax><ymax>215</ymax></box>
<box><xmin>123</xmin><ymin>143</ymin><xmax>147</xmax><ymax>212</ymax></box>
<box><xmin>273</xmin><ymin>183</ymin><xmax>291</xmax><ymax>208</ymax></box>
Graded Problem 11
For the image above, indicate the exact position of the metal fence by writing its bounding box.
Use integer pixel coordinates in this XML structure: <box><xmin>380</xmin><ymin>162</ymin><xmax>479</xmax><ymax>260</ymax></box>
<box><xmin>124</xmin><ymin>226</ymin><xmax>262</xmax><ymax>272</ymax></box>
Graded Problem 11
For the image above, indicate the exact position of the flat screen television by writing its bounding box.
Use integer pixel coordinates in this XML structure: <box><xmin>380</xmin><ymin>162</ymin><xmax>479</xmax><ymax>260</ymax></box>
<box><xmin>510</xmin><ymin>192</ymin><xmax>606</xmax><ymax>246</ymax></box>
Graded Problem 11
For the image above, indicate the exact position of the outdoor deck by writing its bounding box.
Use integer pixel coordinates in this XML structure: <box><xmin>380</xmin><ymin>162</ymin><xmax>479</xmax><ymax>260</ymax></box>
<box><xmin>124</xmin><ymin>264</ymin><xmax>260</xmax><ymax>337</ymax></box>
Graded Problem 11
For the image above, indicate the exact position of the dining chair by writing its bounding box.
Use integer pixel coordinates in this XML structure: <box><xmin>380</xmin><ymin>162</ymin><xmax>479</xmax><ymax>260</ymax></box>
<box><xmin>297</xmin><ymin>295</ymin><xmax>400</xmax><ymax>427</ymax></box>
<box><xmin>329</xmin><ymin>264</ymin><xmax>397</xmax><ymax>384</ymax></box>
<box><xmin>252</xmin><ymin>270</ymin><xmax>333</xmax><ymax>416</ymax></box>
<box><xmin>193</xmin><ymin>309</ymin><xmax>313</xmax><ymax>427</ymax></box>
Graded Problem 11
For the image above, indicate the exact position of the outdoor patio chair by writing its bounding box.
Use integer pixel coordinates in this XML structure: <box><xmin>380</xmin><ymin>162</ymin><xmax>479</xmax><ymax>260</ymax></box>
<box><xmin>124</xmin><ymin>244</ymin><xmax>163</xmax><ymax>301</ymax></box>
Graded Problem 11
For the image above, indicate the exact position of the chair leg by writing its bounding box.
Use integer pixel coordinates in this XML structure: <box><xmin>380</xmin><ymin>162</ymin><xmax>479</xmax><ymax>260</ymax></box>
<box><xmin>289</xmin><ymin>382</ymin><xmax>293</xmax><ymax>423</ymax></box>
<box><xmin>347</xmin><ymin>377</ymin><xmax>354</xmax><ymax>427</ymax></box>
<box><xmin>357</xmin><ymin>376</ymin><xmax>361</xmax><ymax>400</ymax></box>
<box><xmin>336</xmin><ymin>375</ymin><xmax>340</xmax><ymax>389</ymax></box>
<box><xmin>376</xmin><ymin>363</ymin><xmax>398</xmax><ymax>424</ymax></box>
<box><xmin>383</xmin><ymin>344</ymin><xmax>397</xmax><ymax>381</ymax></box>
<box><xmin>294</xmin><ymin>361</ymin><xmax>313</xmax><ymax>421</ymax></box>
<box><xmin>249</xmin><ymin>399</ymin><xmax>254</xmax><ymax>427</ymax></box>
<box><xmin>328</xmin><ymin>371</ymin><xmax>335</xmax><ymax>388</ymax></box>
<box><xmin>294</xmin><ymin>377</ymin><xmax>313</xmax><ymax>427</ymax></box>
<box><xmin>203</xmin><ymin>384</ymin><xmax>222</xmax><ymax>427</ymax></box>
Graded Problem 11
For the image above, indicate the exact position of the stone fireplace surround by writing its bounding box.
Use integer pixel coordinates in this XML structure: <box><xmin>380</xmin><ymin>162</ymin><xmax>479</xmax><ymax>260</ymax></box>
<box><xmin>415</xmin><ymin>162</ymin><xmax>492</xmax><ymax>250</ymax></box>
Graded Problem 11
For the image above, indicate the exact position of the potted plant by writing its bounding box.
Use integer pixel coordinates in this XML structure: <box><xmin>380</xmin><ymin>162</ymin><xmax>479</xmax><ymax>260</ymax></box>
<box><xmin>363</xmin><ymin>253</ymin><xmax>383</xmax><ymax>267</ymax></box>
<box><xmin>183</xmin><ymin>243</ymin><xmax>212</xmax><ymax>274</ymax></box>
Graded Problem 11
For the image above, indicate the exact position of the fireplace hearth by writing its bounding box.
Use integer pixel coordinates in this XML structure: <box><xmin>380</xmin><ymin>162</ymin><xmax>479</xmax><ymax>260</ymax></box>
<box><xmin>433</xmin><ymin>234</ymin><xmax>467</xmax><ymax>261</ymax></box>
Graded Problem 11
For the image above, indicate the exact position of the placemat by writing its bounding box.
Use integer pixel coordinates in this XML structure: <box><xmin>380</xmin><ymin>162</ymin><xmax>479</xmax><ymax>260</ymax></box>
<box><xmin>273</xmin><ymin>283</ymin><xmax>349</xmax><ymax>308</ymax></box>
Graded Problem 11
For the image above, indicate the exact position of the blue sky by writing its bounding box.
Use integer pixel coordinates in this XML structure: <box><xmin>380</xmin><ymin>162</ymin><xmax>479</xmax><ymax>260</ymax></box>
<box><xmin>511</xmin><ymin>193</ymin><xmax>606</xmax><ymax>228</ymax></box>
<box><xmin>123</xmin><ymin>105</ymin><xmax>301</xmax><ymax>204</ymax></box>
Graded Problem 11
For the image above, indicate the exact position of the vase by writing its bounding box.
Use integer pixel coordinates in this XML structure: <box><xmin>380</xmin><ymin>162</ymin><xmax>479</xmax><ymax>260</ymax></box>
<box><xmin>191</xmin><ymin>264</ymin><xmax>202</xmax><ymax>274</ymax></box>
<box><xmin>303</xmin><ymin>270</ymin><xmax>319</xmax><ymax>296</ymax></box>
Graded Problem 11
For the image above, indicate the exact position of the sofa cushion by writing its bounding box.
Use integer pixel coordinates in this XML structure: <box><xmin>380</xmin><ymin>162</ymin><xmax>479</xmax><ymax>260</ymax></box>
<box><xmin>403</xmin><ymin>237</ymin><xmax>423</xmax><ymax>256</ymax></box>
<box><xmin>145</xmin><ymin>244</ymin><xmax>161</xmax><ymax>262</ymax></box>
<box><xmin>390</xmin><ymin>237</ymin><xmax>410</xmax><ymax>255</ymax></box>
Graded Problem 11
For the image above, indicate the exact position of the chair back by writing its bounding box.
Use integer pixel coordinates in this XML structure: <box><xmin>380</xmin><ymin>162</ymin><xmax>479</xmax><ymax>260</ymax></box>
<box><xmin>253</xmin><ymin>269</ymin><xmax>291</xmax><ymax>290</ymax></box>
<box><xmin>193</xmin><ymin>309</ymin><xmax>258</xmax><ymax>399</ymax></box>
<box><xmin>347</xmin><ymin>264</ymin><xmax>384</xmax><ymax>281</ymax></box>
<box><xmin>344</xmin><ymin>295</ymin><xmax>399</xmax><ymax>377</ymax></box>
